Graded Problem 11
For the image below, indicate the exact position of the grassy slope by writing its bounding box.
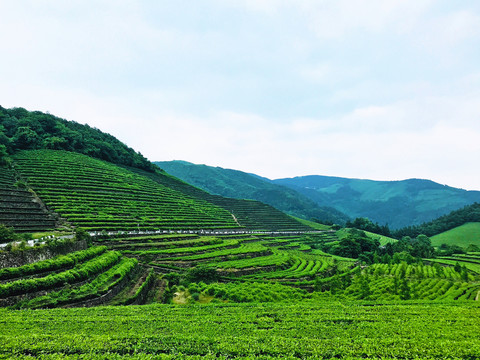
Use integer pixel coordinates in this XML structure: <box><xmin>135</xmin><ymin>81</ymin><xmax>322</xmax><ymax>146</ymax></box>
<box><xmin>363</xmin><ymin>231</ymin><xmax>398</xmax><ymax>246</ymax></box>
<box><xmin>431</xmin><ymin>222</ymin><xmax>480</xmax><ymax>248</ymax></box>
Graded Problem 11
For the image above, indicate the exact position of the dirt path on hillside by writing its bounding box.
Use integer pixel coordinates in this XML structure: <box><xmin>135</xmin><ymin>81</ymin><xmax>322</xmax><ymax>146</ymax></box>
<box><xmin>231</xmin><ymin>213</ymin><xmax>241</xmax><ymax>227</ymax></box>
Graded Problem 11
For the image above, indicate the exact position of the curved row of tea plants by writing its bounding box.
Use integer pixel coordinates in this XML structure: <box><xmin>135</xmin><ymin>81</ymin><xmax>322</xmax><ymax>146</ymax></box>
<box><xmin>0</xmin><ymin>250</ymin><xmax>122</xmax><ymax>297</ymax></box>
<box><xmin>12</xmin><ymin>256</ymin><xmax>139</xmax><ymax>309</ymax></box>
<box><xmin>0</xmin><ymin>246</ymin><xmax>107</xmax><ymax>281</ymax></box>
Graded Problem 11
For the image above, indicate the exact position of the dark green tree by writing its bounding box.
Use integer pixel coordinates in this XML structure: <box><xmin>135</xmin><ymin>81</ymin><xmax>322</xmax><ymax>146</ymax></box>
<box><xmin>12</xmin><ymin>127</ymin><xmax>40</xmax><ymax>149</ymax></box>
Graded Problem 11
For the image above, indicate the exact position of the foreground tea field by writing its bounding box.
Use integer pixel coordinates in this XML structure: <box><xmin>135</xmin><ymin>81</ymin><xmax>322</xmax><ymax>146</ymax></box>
<box><xmin>1</xmin><ymin>301</ymin><xmax>479</xmax><ymax>359</ymax></box>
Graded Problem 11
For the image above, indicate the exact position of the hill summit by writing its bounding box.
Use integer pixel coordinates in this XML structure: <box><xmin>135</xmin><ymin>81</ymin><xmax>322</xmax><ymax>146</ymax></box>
<box><xmin>0</xmin><ymin>106</ymin><xmax>154</xmax><ymax>171</ymax></box>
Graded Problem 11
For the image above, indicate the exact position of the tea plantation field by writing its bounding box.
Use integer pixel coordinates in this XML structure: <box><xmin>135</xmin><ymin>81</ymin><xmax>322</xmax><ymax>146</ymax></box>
<box><xmin>2</xmin><ymin>230</ymin><xmax>480</xmax><ymax>309</ymax></box>
<box><xmin>1</xmin><ymin>301</ymin><xmax>479</xmax><ymax>359</ymax></box>
<box><xmin>12</xmin><ymin>150</ymin><xmax>239</xmax><ymax>231</ymax></box>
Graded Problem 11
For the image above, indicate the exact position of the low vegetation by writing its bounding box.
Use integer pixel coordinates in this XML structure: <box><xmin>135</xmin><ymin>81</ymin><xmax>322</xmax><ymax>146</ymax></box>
<box><xmin>1</xmin><ymin>301</ymin><xmax>479</xmax><ymax>359</ymax></box>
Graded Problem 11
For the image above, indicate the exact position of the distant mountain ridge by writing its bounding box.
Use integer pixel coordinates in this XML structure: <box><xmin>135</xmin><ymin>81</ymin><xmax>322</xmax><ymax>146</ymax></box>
<box><xmin>155</xmin><ymin>161</ymin><xmax>349</xmax><ymax>225</ymax></box>
<box><xmin>273</xmin><ymin>175</ymin><xmax>480</xmax><ymax>228</ymax></box>
<box><xmin>158</xmin><ymin>161</ymin><xmax>480</xmax><ymax>229</ymax></box>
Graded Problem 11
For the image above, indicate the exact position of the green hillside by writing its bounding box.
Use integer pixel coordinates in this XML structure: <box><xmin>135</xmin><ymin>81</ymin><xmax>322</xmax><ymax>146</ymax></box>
<box><xmin>3</xmin><ymin>229</ymin><xmax>479</xmax><ymax>310</ymax></box>
<box><xmin>133</xmin><ymin>166</ymin><xmax>313</xmax><ymax>231</ymax></box>
<box><xmin>12</xmin><ymin>150</ymin><xmax>238</xmax><ymax>231</ymax></box>
<box><xmin>274</xmin><ymin>175</ymin><xmax>480</xmax><ymax>229</ymax></box>
<box><xmin>2</xmin><ymin>106</ymin><xmax>480</xmax><ymax>360</ymax></box>
<box><xmin>431</xmin><ymin>222</ymin><xmax>480</xmax><ymax>248</ymax></box>
<box><xmin>156</xmin><ymin>160</ymin><xmax>349</xmax><ymax>225</ymax></box>
<box><xmin>0</xmin><ymin>107</ymin><xmax>314</xmax><ymax>233</ymax></box>
<box><xmin>0</xmin><ymin>106</ymin><xmax>153</xmax><ymax>171</ymax></box>
<box><xmin>395</xmin><ymin>202</ymin><xmax>480</xmax><ymax>238</ymax></box>
<box><xmin>0</xmin><ymin>165</ymin><xmax>56</xmax><ymax>233</ymax></box>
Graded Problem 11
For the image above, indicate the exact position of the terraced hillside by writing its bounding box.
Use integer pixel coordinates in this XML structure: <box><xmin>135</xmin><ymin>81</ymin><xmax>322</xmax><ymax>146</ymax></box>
<box><xmin>0</xmin><ymin>166</ymin><xmax>56</xmax><ymax>233</ymax></box>
<box><xmin>12</xmin><ymin>150</ymin><xmax>239</xmax><ymax>231</ymax></box>
<box><xmin>0</xmin><ymin>246</ymin><xmax>163</xmax><ymax>309</ymax></box>
<box><xmin>92</xmin><ymin>231</ymin><xmax>480</xmax><ymax>303</ymax></box>
<box><xmin>429</xmin><ymin>252</ymin><xmax>480</xmax><ymax>275</ymax></box>
<box><xmin>133</xmin><ymin>167</ymin><xmax>313</xmax><ymax>231</ymax></box>
<box><xmin>156</xmin><ymin>160</ymin><xmax>349</xmax><ymax>225</ymax></box>
<box><xmin>2</xmin><ymin>229</ymin><xmax>480</xmax><ymax>309</ymax></box>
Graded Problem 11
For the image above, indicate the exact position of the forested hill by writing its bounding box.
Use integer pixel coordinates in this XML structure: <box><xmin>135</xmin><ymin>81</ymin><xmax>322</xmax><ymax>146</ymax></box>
<box><xmin>274</xmin><ymin>176</ymin><xmax>480</xmax><ymax>229</ymax></box>
<box><xmin>0</xmin><ymin>106</ymin><xmax>154</xmax><ymax>171</ymax></box>
<box><xmin>393</xmin><ymin>202</ymin><xmax>480</xmax><ymax>238</ymax></box>
<box><xmin>156</xmin><ymin>160</ymin><xmax>349</xmax><ymax>225</ymax></box>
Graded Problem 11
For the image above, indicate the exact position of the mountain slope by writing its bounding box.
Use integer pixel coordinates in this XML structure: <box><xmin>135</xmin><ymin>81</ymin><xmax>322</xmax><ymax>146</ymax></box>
<box><xmin>274</xmin><ymin>175</ymin><xmax>480</xmax><ymax>229</ymax></box>
<box><xmin>394</xmin><ymin>202</ymin><xmax>480</xmax><ymax>238</ymax></box>
<box><xmin>156</xmin><ymin>161</ymin><xmax>348</xmax><ymax>225</ymax></box>
<box><xmin>0</xmin><ymin>107</ymin><xmax>313</xmax><ymax>232</ymax></box>
<box><xmin>132</xmin><ymin>166</ymin><xmax>313</xmax><ymax>231</ymax></box>
<box><xmin>12</xmin><ymin>150</ymin><xmax>239</xmax><ymax>231</ymax></box>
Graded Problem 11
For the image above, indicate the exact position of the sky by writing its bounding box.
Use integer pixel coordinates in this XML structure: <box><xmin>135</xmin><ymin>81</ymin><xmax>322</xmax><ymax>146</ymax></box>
<box><xmin>1</xmin><ymin>1</ymin><xmax>480</xmax><ymax>190</ymax></box>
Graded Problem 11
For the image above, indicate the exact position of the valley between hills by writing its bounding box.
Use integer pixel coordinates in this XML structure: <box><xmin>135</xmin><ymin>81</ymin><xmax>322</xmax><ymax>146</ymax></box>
<box><xmin>1</xmin><ymin>106</ymin><xmax>479</xmax><ymax>359</ymax></box>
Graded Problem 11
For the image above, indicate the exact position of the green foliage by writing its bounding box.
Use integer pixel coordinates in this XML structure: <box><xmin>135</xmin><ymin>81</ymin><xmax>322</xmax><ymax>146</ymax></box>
<box><xmin>395</xmin><ymin>203</ymin><xmax>480</xmax><ymax>238</ymax></box>
<box><xmin>0</xmin><ymin>250</ymin><xmax>121</xmax><ymax>298</ymax></box>
<box><xmin>0</xmin><ymin>106</ymin><xmax>154</xmax><ymax>171</ymax></box>
<box><xmin>15</xmin><ymin>257</ymin><xmax>138</xmax><ymax>309</ymax></box>
<box><xmin>199</xmin><ymin>281</ymin><xmax>308</xmax><ymax>303</ymax></box>
<box><xmin>156</xmin><ymin>160</ymin><xmax>349</xmax><ymax>226</ymax></box>
<box><xmin>0</xmin><ymin>246</ymin><xmax>107</xmax><ymax>281</ymax></box>
<box><xmin>13</xmin><ymin>150</ymin><xmax>237</xmax><ymax>231</ymax></box>
<box><xmin>346</xmin><ymin>217</ymin><xmax>391</xmax><ymax>236</ymax></box>
<box><xmin>0</xmin><ymin>225</ymin><xmax>20</xmax><ymax>244</ymax></box>
<box><xmin>336</xmin><ymin>261</ymin><xmax>479</xmax><ymax>301</ymax></box>
<box><xmin>185</xmin><ymin>266</ymin><xmax>219</xmax><ymax>283</ymax></box>
<box><xmin>0</xmin><ymin>144</ymin><xmax>8</xmax><ymax>165</ymax></box>
<box><xmin>323</xmin><ymin>228</ymin><xmax>380</xmax><ymax>259</ymax></box>
<box><xmin>74</xmin><ymin>228</ymin><xmax>91</xmax><ymax>244</ymax></box>
<box><xmin>1</xmin><ymin>302</ymin><xmax>480</xmax><ymax>358</ymax></box>
<box><xmin>436</xmin><ymin>243</ymin><xmax>466</xmax><ymax>256</ymax></box>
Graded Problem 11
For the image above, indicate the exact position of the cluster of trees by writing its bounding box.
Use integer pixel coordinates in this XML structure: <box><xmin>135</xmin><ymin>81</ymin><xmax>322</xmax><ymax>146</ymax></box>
<box><xmin>0</xmin><ymin>225</ymin><xmax>19</xmax><ymax>244</ymax></box>
<box><xmin>393</xmin><ymin>203</ymin><xmax>480</xmax><ymax>238</ymax></box>
<box><xmin>345</xmin><ymin>217</ymin><xmax>391</xmax><ymax>237</ymax></box>
<box><xmin>375</xmin><ymin>235</ymin><xmax>435</xmax><ymax>264</ymax></box>
<box><xmin>0</xmin><ymin>106</ymin><xmax>155</xmax><ymax>171</ymax></box>
<box><xmin>324</xmin><ymin>229</ymin><xmax>380</xmax><ymax>259</ymax></box>
<box><xmin>435</xmin><ymin>243</ymin><xmax>480</xmax><ymax>256</ymax></box>
<box><xmin>318</xmin><ymin>228</ymin><xmax>435</xmax><ymax>265</ymax></box>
